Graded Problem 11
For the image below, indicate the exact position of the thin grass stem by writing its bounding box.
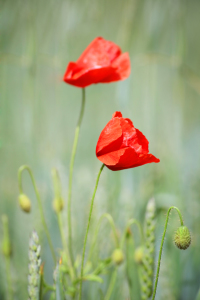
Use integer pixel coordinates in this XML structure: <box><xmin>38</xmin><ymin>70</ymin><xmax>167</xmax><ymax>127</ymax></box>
<box><xmin>68</xmin><ymin>88</ymin><xmax>86</xmax><ymax>265</ymax></box>
<box><xmin>79</xmin><ymin>164</ymin><xmax>105</xmax><ymax>300</ymax></box>
<box><xmin>152</xmin><ymin>206</ymin><xmax>184</xmax><ymax>300</ymax></box>
<box><xmin>18</xmin><ymin>165</ymin><xmax>56</xmax><ymax>264</ymax></box>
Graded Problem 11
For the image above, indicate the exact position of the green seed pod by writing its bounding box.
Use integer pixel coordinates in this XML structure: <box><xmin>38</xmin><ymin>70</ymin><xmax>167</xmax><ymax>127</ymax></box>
<box><xmin>140</xmin><ymin>198</ymin><xmax>156</xmax><ymax>300</ymax></box>
<box><xmin>112</xmin><ymin>248</ymin><xmax>124</xmax><ymax>265</ymax></box>
<box><xmin>19</xmin><ymin>193</ymin><xmax>31</xmax><ymax>213</ymax></box>
<box><xmin>53</xmin><ymin>197</ymin><xmax>64</xmax><ymax>213</ymax></box>
<box><xmin>134</xmin><ymin>246</ymin><xmax>144</xmax><ymax>264</ymax></box>
<box><xmin>174</xmin><ymin>226</ymin><xmax>191</xmax><ymax>250</ymax></box>
<box><xmin>28</xmin><ymin>231</ymin><xmax>41</xmax><ymax>300</ymax></box>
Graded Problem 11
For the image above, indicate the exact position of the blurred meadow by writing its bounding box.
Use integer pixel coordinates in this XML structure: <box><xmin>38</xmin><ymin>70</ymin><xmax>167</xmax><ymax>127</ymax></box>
<box><xmin>1</xmin><ymin>0</ymin><xmax>200</xmax><ymax>299</ymax></box>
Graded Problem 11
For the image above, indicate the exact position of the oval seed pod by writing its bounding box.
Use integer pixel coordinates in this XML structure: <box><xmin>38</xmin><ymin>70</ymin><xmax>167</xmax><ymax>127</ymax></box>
<box><xmin>112</xmin><ymin>248</ymin><xmax>124</xmax><ymax>265</ymax></box>
<box><xmin>19</xmin><ymin>193</ymin><xmax>31</xmax><ymax>213</ymax></box>
<box><xmin>174</xmin><ymin>226</ymin><xmax>191</xmax><ymax>250</ymax></box>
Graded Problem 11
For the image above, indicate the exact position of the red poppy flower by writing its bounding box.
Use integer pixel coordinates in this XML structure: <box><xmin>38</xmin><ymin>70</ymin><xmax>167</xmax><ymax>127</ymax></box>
<box><xmin>63</xmin><ymin>37</ymin><xmax>130</xmax><ymax>88</ymax></box>
<box><xmin>96</xmin><ymin>112</ymin><xmax>160</xmax><ymax>171</ymax></box>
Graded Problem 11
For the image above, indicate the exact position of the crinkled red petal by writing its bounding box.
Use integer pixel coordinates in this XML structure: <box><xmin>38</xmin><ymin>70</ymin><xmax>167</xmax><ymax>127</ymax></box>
<box><xmin>63</xmin><ymin>65</ymin><xmax>114</xmax><ymax>88</ymax></box>
<box><xmin>119</xmin><ymin>118</ymin><xmax>149</xmax><ymax>154</ymax></box>
<box><xmin>96</xmin><ymin>117</ymin><xmax>123</xmax><ymax>156</ymax></box>
<box><xmin>100</xmin><ymin>52</ymin><xmax>131</xmax><ymax>83</ymax></box>
<box><xmin>98</xmin><ymin>147</ymin><xmax>160</xmax><ymax>171</ymax></box>
<box><xmin>112</xmin><ymin>111</ymin><xmax>122</xmax><ymax>118</ymax></box>
<box><xmin>76</xmin><ymin>37</ymin><xmax>121</xmax><ymax>69</ymax></box>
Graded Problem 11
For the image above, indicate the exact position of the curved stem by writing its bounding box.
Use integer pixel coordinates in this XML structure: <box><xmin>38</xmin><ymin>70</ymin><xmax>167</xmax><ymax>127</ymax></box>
<box><xmin>120</xmin><ymin>218</ymin><xmax>144</xmax><ymax>249</ymax></box>
<box><xmin>152</xmin><ymin>206</ymin><xmax>184</xmax><ymax>300</ymax></box>
<box><xmin>79</xmin><ymin>164</ymin><xmax>105</xmax><ymax>300</ymax></box>
<box><xmin>18</xmin><ymin>165</ymin><xmax>56</xmax><ymax>264</ymax></box>
<box><xmin>88</xmin><ymin>213</ymin><xmax>119</xmax><ymax>261</ymax></box>
<box><xmin>68</xmin><ymin>88</ymin><xmax>86</xmax><ymax>265</ymax></box>
<box><xmin>104</xmin><ymin>268</ymin><xmax>117</xmax><ymax>300</ymax></box>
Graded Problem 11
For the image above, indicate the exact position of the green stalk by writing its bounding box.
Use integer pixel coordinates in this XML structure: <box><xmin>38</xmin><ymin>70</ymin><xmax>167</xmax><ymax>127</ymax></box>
<box><xmin>51</xmin><ymin>168</ymin><xmax>75</xmax><ymax>279</ymax></box>
<box><xmin>5</xmin><ymin>257</ymin><xmax>13</xmax><ymax>300</ymax></box>
<box><xmin>151</xmin><ymin>206</ymin><xmax>184</xmax><ymax>300</ymax></box>
<box><xmin>18</xmin><ymin>165</ymin><xmax>56</xmax><ymax>264</ymax></box>
<box><xmin>2</xmin><ymin>215</ymin><xmax>13</xmax><ymax>300</ymax></box>
<box><xmin>68</xmin><ymin>88</ymin><xmax>86</xmax><ymax>265</ymax></box>
<box><xmin>104</xmin><ymin>268</ymin><xmax>117</xmax><ymax>300</ymax></box>
<box><xmin>79</xmin><ymin>164</ymin><xmax>105</xmax><ymax>300</ymax></box>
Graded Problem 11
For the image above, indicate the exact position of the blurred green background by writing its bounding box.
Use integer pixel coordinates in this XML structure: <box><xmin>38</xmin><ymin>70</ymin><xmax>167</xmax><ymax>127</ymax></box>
<box><xmin>1</xmin><ymin>0</ymin><xmax>200</xmax><ymax>299</ymax></box>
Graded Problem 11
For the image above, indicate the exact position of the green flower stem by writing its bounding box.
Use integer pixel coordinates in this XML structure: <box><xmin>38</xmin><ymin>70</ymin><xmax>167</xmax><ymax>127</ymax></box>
<box><xmin>5</xmin><ymin>257</ymin><xmax>13</xmax><ymax>300</ymax></box>
<box><xmin>68</xmin><ymin>88</ymin><xmax>86</xmax><ymax>265</ymax></box>
<box><xmin>88</xmin><ymin>213</ymin><xmax>119</xmax><ymax>261</ymax></box>
<box><xmin>120</xmin><ymin>218</ymin><xmax>144</xmax><ymax>249</ymax></box>
<box><xmin>2</xmin><ymin>215</ymin><xmax>13</xmax><ymax>299</ymax></box>
<box><xmin>152</xmin><ymin>206</ymin><xmax>184</xmax><ymax>300</ymax></box>
<box><xmin>104</xmin><ymin>268</ymin><xmax>117</xmax><ymax>300</ymax></box>
<box><xmin>18</xmin><ymin>165</ymin><xmax>56</xmax><ymax>264</ymax></box>
<box><xmin>51</xmin><ymin>168</ymin><xmax>75</xmax><ymax>279</ymax></box>
<box><xmin>79</xmin><ymin>164</ymin><xmax>105</xmax><ymax>300</ymax></box>
<box><xmin>57</xmin><ymin>212</ymin><xmax>75</xmax><ymax>280</ymax></box>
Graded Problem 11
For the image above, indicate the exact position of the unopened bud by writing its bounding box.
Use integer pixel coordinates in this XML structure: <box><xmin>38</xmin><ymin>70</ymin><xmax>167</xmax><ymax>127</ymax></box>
<box><xmin>112</xmin><ymin>248</ymin><xmax>124</xmax><ymax>265</ymax></box>
<box><xmin>53</xmin><ymin>197</ymin><xmax>64</xmax><ymax>213</ymax></box>
<box><xmin>19</xmin><ymin>193</ymin><xmax>31</xmax><ymax>213</ymax></box>
<box><xmin>174</xmin><ymin>226</ymin><xmax>191</xmax><ymax>250</ymax></box>
<box><xmin>134</xmin><ymin>246</ymin><xmax>144</xmax><ymax>264</ymax></box>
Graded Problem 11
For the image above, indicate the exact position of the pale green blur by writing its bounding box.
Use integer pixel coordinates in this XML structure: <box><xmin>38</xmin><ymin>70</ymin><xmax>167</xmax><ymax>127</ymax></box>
<box><xmin>0</xmin><ymin>0</ymin><xmax>200</xmax><ymax>299</ymax></box>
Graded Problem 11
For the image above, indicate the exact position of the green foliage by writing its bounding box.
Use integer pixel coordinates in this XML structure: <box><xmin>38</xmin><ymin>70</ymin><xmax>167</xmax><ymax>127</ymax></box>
<box><xmin>1</xmin><ymin>0</ymin><xmax>200</xmax><ymax>299</ymax></box>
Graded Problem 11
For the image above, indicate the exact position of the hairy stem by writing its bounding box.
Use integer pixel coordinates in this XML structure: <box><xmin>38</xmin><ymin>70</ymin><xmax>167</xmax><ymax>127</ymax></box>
<box><xmin>79</xmin><ymin>164</ymin><xmax>105</xmax><ymax>300</ymax></box>
<box><xmin>68</xmin><ymin>88</ymin><xmax>86</xmax><ymax>265</ymax></box>
<box><xmin>152</xmin><ymin>206</ymin><xmax>184</xmax><ymax>300</ymax></box>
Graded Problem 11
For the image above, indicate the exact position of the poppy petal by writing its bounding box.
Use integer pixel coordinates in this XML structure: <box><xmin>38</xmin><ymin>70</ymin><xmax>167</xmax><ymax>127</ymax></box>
<box><xmin>119</xmin><ymin>118</ymin><xmax>149</xmax><ymax>154</ymax></box>
<box><xmin>64</xmin><ymin>65</ymin><xmax>114</xmax><ymax>88</ymax></box>
<box><xmin>112</xmin><ymin>111</ymin><xmax>122</xmax><ymax>118</ymax></box>
<box><xmin>76</xmin><ymin>37</ymin><xmax>121</xmax><ymax>69</ymax></box>
<box><xmin>100</xmin><ymin>52</ymin><xmax>131</xmax><ymax>82</ymax></box>
<box><xmin>97</xmin><ymin>148</ymin><xmax>126</xmax><ymax>167</ymax></box>
<box><xmin>103</xmin><ymin>148</ymin><xmax>160</xmax><ymax>171</ymax></box>
<box><xmin>96</xmin><ymin>117</ymin><xmax>123</xmax><ymax>156</ymax></box>
<box><xmin>63</xmin><ymin>37</ymin><xmax>130</xmax><ymax>87</ymax></box>
<box><xmin>96</xmin><ymin>111</ymin><xmax>160</xmax><ymax>171</ymax></box>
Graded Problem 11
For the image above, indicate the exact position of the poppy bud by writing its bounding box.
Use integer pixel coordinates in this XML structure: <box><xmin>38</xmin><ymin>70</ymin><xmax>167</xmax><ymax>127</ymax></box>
<box><xmin>112</xmin><ymin>248</ymin><xmax>124</xmax><ymax>265</ymax></box>
<box><xmin>134</xmin><ymin>246</ymin><xmax>144</xmax><ymax>264</ymax></box>
<box><xmin>174</xmin><ymin>226</ymin><xmax>191</xmax><ymax>250</ymax></box>
<box><xmin>53</xmin><ymin>197</ymin><xmax>64</xmax><ymax>213</ymax></box>
<box><xmin>18</xmin><ymin>193</ymin><xmax>31</xmax><ymax>213</ymax></box>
